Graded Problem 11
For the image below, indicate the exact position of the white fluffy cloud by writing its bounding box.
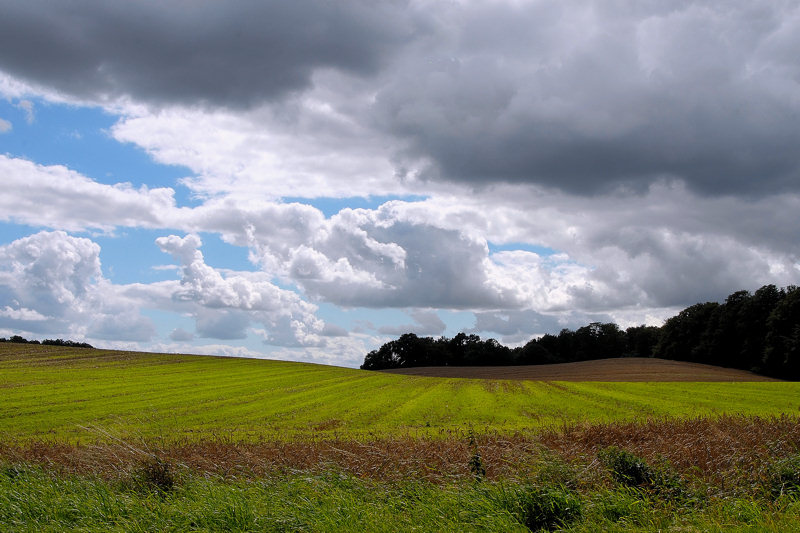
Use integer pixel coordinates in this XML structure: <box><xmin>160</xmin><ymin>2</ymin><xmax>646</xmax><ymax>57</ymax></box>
<box><xmin>155</xmin><ymin>233</ymin><xmax>326</xmax><ymax>346</ymax></box>
<box><xmin>0</xmin><ymin>231</ymin><xmax>155</xmax><ymax>341</ymax></box>
<box><xmin>0</xmin><ymin>155</ymin><xmax>176</xmax><ymax>232</ymax></box>
<box><xmin>2</xmin><ymin>155</ymin><xmax>798</xmax><ymax>340</ymax></box>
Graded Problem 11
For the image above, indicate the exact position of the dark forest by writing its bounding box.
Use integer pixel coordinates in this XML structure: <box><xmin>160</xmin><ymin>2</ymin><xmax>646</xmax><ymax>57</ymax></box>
<box><xmin>362</xmin><ymin>285</ymin><xmax>800</xmax><ymax>380</ymax></box>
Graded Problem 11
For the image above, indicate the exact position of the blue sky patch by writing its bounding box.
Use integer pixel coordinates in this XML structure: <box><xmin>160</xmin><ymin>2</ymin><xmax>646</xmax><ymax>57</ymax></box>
<box><xmin>0</xmin><ymin>98</ymin><xmax>196</xmax><ymax>206</ymax></box>
<box><xmin>282</xmin><ymin>195</ymin><xmax>428</xmax><ymax>218</ymax></box>
<box><xmin>488</xmin><ymin>241</ymin><xmax>557</xmax><ymax>257</ymax></box>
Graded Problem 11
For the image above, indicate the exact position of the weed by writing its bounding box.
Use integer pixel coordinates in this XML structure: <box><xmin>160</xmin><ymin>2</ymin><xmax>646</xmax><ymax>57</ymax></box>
<box><xmin>591</xmin><ymin>487</ymin><xmax>646</xmax><ymax>523</ymax></box>
<box><xmin>134</xmin><ymin>456</ymin><xmax>176</xmax><ymax>494</ymax></box>
<box><xmin>467</xmin><ymin>429</ymin><xmax>486</xmax><ymax>481</ymax></box>
<box><xmin>531</xmin><ymin>451</ymin><xmax>579</xmax><ymax>489</ymax></box>
<box><xmin>599</xmin><ymin>446</ymin><xmax>655</xmax><ymax>487</ymax></box>
<box><xmin>598</xmin><ymin>446</ymin><xmax>685</xmax><ymax>499</ymax></box>
<box><xmin>767</xmin><ymin>454</ymin><xmax>800</xmax><ymax>498</ymax></box>
<box><xmin>1</xmin><ymin>463</ymin><xmax>30</xmax><ymax>481</ymax></box>
<box><xmin>493</xmin><ymin>483</ymin><xmax>582</xmax><ymax>531</ymax></box>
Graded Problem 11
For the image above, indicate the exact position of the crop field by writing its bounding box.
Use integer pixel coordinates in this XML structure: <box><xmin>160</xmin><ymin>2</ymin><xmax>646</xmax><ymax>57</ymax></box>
<box><xmin>4</xmin><ymin>343</ymin><xmax>800</xmax><ymax>531</ymax></box>
<box><xmin>2</xmin><ymin>343</ymin><xmax>800</xmax><ymax>443</ymax></box>
<box><xmin>383</xmin><ymin>357</ymin><xmax>779</xmax><ymax>381</ymax></box>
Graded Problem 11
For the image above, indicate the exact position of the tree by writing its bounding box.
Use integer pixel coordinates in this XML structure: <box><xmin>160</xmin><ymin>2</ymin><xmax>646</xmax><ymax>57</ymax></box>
<box><xmin>656</xmin><ymin>302</ymin><xmax>719</xmax><ymax>362</ymax></box>
<box><xmin>625</xmin><ymin>325</ymin><xmax>661</xmax><ymax>357</ymax></box>
<box><xmin>763</xmin><ymin>286</ymin><xmax>800</xmax><ymax>379</ymax></box>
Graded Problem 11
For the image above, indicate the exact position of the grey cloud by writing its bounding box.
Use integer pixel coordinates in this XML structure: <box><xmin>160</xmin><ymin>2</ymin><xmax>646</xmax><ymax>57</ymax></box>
<box><xmin>373</xmin><ymin>1</ymin><xmax>800</xmax><ymax>198</ymax></box>
<box><xmin>378</xmin><ymin>309</ymin><xmax>446</xmax><ymax>336</ymax></box>
<box><xmin>472</xmin><ymin>310</ymin><xmax>565</xmax><ymax>337</ymax></box>
<box><xmin>582</xmin><ymin>230</ymin><xmax>799</xmax><ymax>310</ymax></box>
<box><xmin>169</xmin><ymin>327</ymin><xmax>194</xmax><ymax>341</ymax></box>
<box><xmin>0</xmin><ymin>0</ymin><xmax>419</xmax><ymax>108</ymax></box>
<box><xmin>321</xmin><ymin>323</ymin><xmax>349</xmax><ymax>337</ymax></box>
<box><xmin>300</xmin><ymin>218</ymin><xmax>515</xmax><ymax>309</ymax></box>
<box><xmin>196</xmin><ymin>309</ymin><xmax>249</xmax><ymax>340</ymax></box>
<box><xmin>87</xmin><ymin>312</ymin><xmax>156</xmax><ymax>342</ymax></box>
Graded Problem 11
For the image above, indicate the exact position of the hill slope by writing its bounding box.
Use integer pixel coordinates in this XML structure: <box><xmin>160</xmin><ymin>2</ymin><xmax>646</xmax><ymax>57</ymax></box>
<box><xmin>382</xmin><ymin>357</ymin><xmax>779</xmax><ymax>381</ymax></box>
<box><xmin>0</xmin><ymin>344</ymin><xmax>797</xmax><ymax>443</ymax></box>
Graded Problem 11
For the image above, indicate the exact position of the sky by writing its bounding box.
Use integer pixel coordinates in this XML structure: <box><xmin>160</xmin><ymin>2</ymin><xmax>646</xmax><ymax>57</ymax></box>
<box><xmin>1</xmin><ymin>0</ymin><xmax>799</xmax><ymax>367</ymax></box>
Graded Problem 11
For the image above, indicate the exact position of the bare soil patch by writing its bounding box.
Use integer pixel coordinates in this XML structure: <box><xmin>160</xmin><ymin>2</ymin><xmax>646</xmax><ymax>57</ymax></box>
<box><xmin>382</xmin><ymin>357</ymin><xmax>779</xmax><ymax>381</ymax></box>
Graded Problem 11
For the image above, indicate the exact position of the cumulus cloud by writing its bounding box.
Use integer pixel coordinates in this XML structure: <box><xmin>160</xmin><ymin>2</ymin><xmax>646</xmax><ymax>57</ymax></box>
<box><xmin>0</xmin><ymin>117</ymin><xmax>10</xmax><ymax>132</ymax></box>
<box><xmin>155</xmin><ymin>233</ymin><xmax>326</xmax><ymax>346</ymax></box>
<box><xmin>0</xmin><ymin>231</ymin><xmax>155</xmax><ymax>341</ymax></box>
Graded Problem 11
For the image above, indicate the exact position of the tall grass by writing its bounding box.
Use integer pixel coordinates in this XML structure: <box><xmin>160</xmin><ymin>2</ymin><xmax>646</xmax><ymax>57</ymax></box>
<box><xmin>2</xmin><ymin>463</ymin><xmax>800</xmax><ymax>532</ymax></box>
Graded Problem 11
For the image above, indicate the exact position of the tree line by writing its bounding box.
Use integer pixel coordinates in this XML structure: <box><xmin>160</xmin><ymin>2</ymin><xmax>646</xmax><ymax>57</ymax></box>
<box><xmin>361</xmin><ymin>285</ymin><xmax>800</xmax><ymax>380</ymax></box>
<box><xmin>0</xmin><ymin>335</ymin><xmax>94</xmax><ymax>348</ymax></box>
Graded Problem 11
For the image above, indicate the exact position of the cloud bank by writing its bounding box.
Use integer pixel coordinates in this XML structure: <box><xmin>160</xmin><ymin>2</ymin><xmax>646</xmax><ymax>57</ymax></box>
<box><xmin>1</xmin><ymin>0</ymin><xmax>799</xmax><ymax>365</ymax></box>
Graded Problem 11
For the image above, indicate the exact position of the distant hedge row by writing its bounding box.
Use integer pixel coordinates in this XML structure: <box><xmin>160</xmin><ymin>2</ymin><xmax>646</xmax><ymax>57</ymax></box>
<box><xmin>0</xmin><ymin>335</ymin><xmax>94</xmax><ymax>349</ymax></box>
<box><xmin>362</xmin><ymin>285</ymin><xmax>800</xmax><ymax>380</ymax></box>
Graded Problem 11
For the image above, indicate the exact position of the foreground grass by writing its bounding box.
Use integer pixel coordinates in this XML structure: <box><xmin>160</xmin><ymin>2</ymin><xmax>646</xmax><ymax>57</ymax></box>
<box><xmin>2</xmin><ymin>344</ymin><xmax>800</xmax><ymax>443</ymax></box>
<box><xmin>3</xmin><ymin>462</ymin><xmax>800</xmax><ymax>532</ymax></box>
<box><xmin>3</xmin><ymin>416</ymin><xmax>800</xmax><ymax>531</ymax></box>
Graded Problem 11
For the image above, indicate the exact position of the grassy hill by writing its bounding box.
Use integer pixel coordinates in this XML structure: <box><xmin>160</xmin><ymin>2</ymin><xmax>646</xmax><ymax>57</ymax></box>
<box><xmin>4</xmin><ymin>343</ymin><xmax>800</xmax><ymax>531</ymax></box>
<box><xmin>2</xmin><ymin>343</ymin><xmax>799</xmax><ymax>443</ymax></box>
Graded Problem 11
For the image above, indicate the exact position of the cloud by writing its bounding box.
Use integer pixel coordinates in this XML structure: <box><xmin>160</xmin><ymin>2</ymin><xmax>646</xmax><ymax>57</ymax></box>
<box><xmin>0</xmin><ymin>155</ymin><xmax>176</xmax><ymax>232</ymax></box>
<box><xmin>109</xmin><ymin>102</ymin><xmax>408</xmax><ymax>200</ymax></box>
<box><xmin>15</xmin><ymin>99</ymin><xmax>33</xmax><ymax>123</ymax></box>
<box><xmin>168</xmin><ymin>327</ymin><xmax>194</xmax><ymax>342</ymax></box>
<box><xmin>378</xmin><ymin>309</ymin><xmax>447</xmax><ymax>336</ymax></box>
<box><xmin>0</xmin><ymin>117</ymin><xmax>10</xmax><ymax>132</ymax></box>
<box><xmin>0</xmin><ymin>230</ymin><xmax>155</xmax><ymax>341</ymax></box>
<box><xmin>12</xmin><ymin>1</ymin><xmax>800</xmax><ymax>200</ymax></box>
<box><xmin>320</xmin><ymin>323</ymin><xmax>349</xmax><ymax>338</ymax></box>
<box><xmin>370</xmin><ymin>1</ymin><xmax>800</xmax><ymax>198</ymax></box>
<box><xmin>0</xmin><ymin>0</ymin><xmax>419</xmax><ymax>108</ymax></box>
<box><xmin>155</xmin><ymin>233</ymin><xmax>326</xmax><ymax>346</ymax></box>
<box><xmin>4</xmin><ymin>155</ymin><xmax>797</xmax><ymax>320</ymax></box>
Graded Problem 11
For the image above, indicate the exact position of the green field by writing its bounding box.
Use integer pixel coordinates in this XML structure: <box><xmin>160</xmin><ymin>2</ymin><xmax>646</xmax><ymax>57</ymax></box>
<box><xmin>2</xmin><ymin>344</ymin><xmax>799</xmax><ymax>443</ymax></box>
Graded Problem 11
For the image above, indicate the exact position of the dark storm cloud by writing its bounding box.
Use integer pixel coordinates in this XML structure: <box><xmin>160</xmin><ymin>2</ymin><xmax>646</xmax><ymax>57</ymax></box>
<box><xmin>3</xmin><ymin>0</ymin><xmax>798</xmax><ymax>198</ymax></box>
<box><xmin>0</xmin><ymin>0</ymin><xmax>417</xmax><ymax>108</ymax></box>
<box><xmin>374</xmin><ymin>1</ymin><xmax>800</xmax><ymax>198</ymax></box>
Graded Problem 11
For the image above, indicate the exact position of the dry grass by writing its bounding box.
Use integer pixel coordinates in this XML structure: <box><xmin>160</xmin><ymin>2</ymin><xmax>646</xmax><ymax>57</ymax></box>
<box><xmin>3</xmin><ymin>416</ymin><xmax>797</xmax><ymax>494</ymax></box>
<box><xmin>383</xmin><ymin>357</ymin><xmax>780</xmax><ymax>381</ymax></box>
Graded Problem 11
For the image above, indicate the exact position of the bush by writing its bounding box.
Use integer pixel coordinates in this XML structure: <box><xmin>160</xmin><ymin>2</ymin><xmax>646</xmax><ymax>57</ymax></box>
<box><xmin>598</xmin><ymin>446</ymin><xmax>684</xmax><ymax>498</ymax></box>
<box><xmin>599</xmin><ymin>446</ymin><xmax>655</xmax><ymax>487</ymax></box>
<box><xmin>493</xmin><ymin>484</ymin><xmax>581</xmax><ymax>531</ymax></box>
<box><xmin>134</xmin><ymin>457</ymin><xmax>176</xmax><ymax>494</ymax></box>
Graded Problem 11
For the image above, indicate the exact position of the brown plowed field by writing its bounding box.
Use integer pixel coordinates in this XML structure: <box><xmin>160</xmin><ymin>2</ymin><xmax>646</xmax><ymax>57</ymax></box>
<box><xmin>382</xmin><ymin>357</ymin><xmax>780</xmax><ymax>381</ymax></box>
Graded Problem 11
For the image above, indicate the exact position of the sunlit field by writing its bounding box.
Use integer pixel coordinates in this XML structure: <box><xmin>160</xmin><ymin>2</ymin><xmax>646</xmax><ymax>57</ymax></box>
<box><xmin>4</xmin><ymin>343</ymin><xmax>800</xmax><ymax>531</ymax></box>
<box><xmin>2</xmin><ymin>343</ymin><xmax>799</xmax><ymax>443</ymax></box>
